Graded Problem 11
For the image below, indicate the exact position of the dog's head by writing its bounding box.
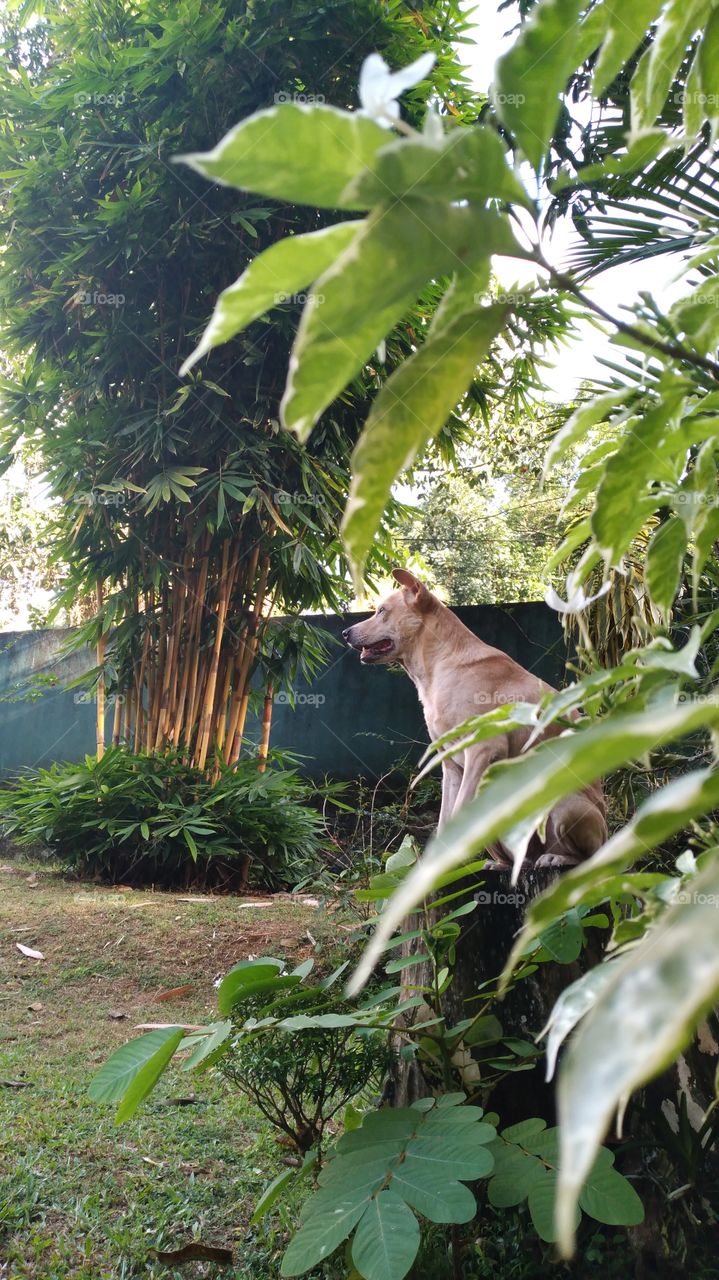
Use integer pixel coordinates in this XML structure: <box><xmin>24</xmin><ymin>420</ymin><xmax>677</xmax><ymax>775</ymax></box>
<box><xmin>342</xmin><ymin>569</ymin><xmax>436</xmax><ymax>665</ymax></box>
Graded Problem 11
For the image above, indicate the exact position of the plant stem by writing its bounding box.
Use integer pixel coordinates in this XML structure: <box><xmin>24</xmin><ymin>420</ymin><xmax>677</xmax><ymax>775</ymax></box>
<box><xmin>538</xmin><ymin>253</ymin><xmax>719</xmax><ymax>382</ymax></box>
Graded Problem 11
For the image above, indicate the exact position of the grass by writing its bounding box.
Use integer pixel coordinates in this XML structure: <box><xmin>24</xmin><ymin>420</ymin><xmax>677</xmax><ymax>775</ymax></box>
<box><xmin>0</xmin><ymin>856</ymin><xmax>346</xmax><ymax>1280</ymax></box>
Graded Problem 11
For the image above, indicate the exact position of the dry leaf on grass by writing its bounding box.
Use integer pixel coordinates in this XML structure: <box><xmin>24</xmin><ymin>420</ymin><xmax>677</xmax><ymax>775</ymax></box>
<box><xmin>15</xmin><ymin>943</ymin><xmax>45</xmax><ymax>960</ymax></box>
<box><xmin>134</xmin><ymin>1022</ymin><xmax>203</xmax><ymax>1031</ymax></box>
<box><xmin>148</xmin><ymin>1242</ymin><xmax>233</xmax><ymax>1266</ymax></box>
<box><xmin>0</xmin><ymin>1079</ymin><xmax>33</xmax><ymax>1088</ymax></box>
<box><xmin>27</xmin><ymin>1002</ymin><xmax>43</xmax><ymax>1012</ymax></box>
<box><xmin>108</xmin><ymin>1010</ymin><xmax>127</xmax><ymax>1020</ymax></box>
<box><xmin>154</xmin><ymin>984</ymin><xmax>193</xmax><ymax>1002</ymax></box>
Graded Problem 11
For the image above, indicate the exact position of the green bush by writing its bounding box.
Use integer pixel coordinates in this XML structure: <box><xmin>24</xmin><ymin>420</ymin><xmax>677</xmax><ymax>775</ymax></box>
<box><xmin>0</xmin><ymin>747</ymin><xmax>330</xmax><ymax>889</ymax></box>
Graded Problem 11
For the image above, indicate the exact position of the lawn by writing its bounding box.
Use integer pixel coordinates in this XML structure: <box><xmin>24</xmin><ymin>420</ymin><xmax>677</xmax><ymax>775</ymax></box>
<box><xmin>0</xmin><ymin>856</ymin><xmax>344</xmax><ymax>1280</ymax></box>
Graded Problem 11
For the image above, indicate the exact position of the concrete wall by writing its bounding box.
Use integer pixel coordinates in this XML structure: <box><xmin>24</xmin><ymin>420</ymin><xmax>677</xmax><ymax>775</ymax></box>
<box><xmin>0</xmin><ymin>603</ymin><xmax>566</xmax><ymax>781</ymax></box>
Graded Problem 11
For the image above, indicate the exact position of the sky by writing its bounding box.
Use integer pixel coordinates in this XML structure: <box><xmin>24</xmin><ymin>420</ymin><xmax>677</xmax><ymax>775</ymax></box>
<box><xmin>463</xmin><ymin>0</ymin><xmax>685</xmax><ymax>399</ymax></box>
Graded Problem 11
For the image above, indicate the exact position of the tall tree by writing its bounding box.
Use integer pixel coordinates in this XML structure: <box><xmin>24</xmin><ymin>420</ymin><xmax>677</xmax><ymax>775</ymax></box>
<box><xmin>0</xmin><ymin>0</ymin><xmax>470</xmax><ymax>764</ymax></box>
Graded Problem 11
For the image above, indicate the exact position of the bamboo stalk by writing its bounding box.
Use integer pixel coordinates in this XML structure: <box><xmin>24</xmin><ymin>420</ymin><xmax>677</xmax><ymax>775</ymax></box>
<box><xmin>111</xmin><ymin>686</ymin><xmax>123</xmax><ymax>747</ymax></box>
<box><xmin>134</xmin><ymin>617</ymin><xmax>151</xmax><ymax>754</ymax></box>
<box><xmin>225</xmin><ymin>551</ymin><xmax>270</xmax><ymax>765</ymax></box>
<box><xmin>195</xmin><ymin>541</ymin><xmax>236</xmax><ymax>771</ymax></box>
<box><xmin>257</xmin><ymin>680</ymin><xmax>274</xmax><ymax>772</ymax></box>
<box><xmin>95</xmin><ymin>580</ymin><xmax>106</xmax><ymax>759</ymax></box>
<box><xmin>174</xmin><ymin>554</ymin><xmax>209</xmax><ymax>750</ymax></box>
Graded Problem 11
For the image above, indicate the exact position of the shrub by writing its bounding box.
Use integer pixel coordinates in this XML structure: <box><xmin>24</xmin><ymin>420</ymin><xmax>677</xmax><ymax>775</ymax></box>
<box><xmin>0</xmin><ymin>747</ymin><xmax>330</xmax><ymax>889</ymax></box>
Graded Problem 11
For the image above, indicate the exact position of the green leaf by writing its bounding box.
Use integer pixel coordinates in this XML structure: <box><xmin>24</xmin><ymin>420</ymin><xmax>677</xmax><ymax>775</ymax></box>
<box><xmin>631</xmin><ymin>0</ymin><xmax>711</xmax><ymax>131</ymax></box>
<box><xmin>494</xmin><ymin>0</ymin><xmax>583</xmax><ymax>172</ymax></box>
<box><xmin>177</xmin><ymin>103</ymin><xmax>388</xmax><ymax>210</ymax></box>
<box><xmin>592</xmin><ymin>0</ymin><xmax>666</xmax><ymax>97</ymax></box>
<box><xmin>556</xmin><ymin>856</ymin><xmax>719</xmax><ymax>1255</ymax></box>
<box><xmin>536</xmin><ymin>909</ymin><xmax>584</xmax><ymax>964</ymax></box>
<box><xmin>281</xmin><ymin>200</ymin><xmax>525</xmax><ymax>440</ymax></box>
<box><xmin>591</xmin><ymin>392</ymin><xmax>686</xmax><ymax>561</ymax></box>
<box><xmin>179</xmin><ymin>222</ymin><xmax>362</xmax><ymax>375</ymax></box>
<box><xmin>89</xmin><ymin>1026</ymin><xmax>184</xmax><ymax>1123</ymax></box>
<box><xmin>351</xmin><ymin>1193</ymin><xmax>420</xmax><ymax>1280</ymax></box>
<box><xmin>505</xmin><ymin>767</ymin><xmax>719</xmax><ymax>972</ymax></box>
<box><xmin>281</xmin><ymin>1196</ymin><xmax>368</xmax><ymax>1276</ymax></box>
<box><xmin>216</xmin><ymin>958</ymin><xmax>285</xmax><ymax>1014</ymax></box>
<box><xmin>349</xmin><ymin>695</ymin><xmax>719</xmax><ymax>994</ymax></box>
<box><xmin>180</xmin><ymin>1018</ymin><xmax>234</xmax><ymax>1072</ymax></box>
<box><xmin>645</xmin><ymin>516</ymin><xmax>687</xmax><ymax>618</ymax></box>
<box><xmin>542</xmin><ymin>389</ymin><xmax>631</xmax><ymax>475</ymax></box>
<box><xmin>698</xmin><ymin>6</ymin><xmax>719</xmax><ymax>140</ymax></box>
<box><xmin>345</xmin><ymin>126</ymin><xmax>533</xmax><ymax>210</ymax></box>
<box><xmin>342</xmin><ymin>295</ymin><xmax>511</xmax><ymax>583</ymax></box>
<box><xmin>251</xmin><ymin>1149</ymin><xmax>318</xmax><ymax>1224</ymax></box>
<box><xmin>541</xmin><ymin>963</ymin><xmax>623</xmax><ymax>1080</ymax></box>
<box><xmin>578</xmin><ymin>1150</ymin><xmax>644</xmax><ymax>1226</ymax></box>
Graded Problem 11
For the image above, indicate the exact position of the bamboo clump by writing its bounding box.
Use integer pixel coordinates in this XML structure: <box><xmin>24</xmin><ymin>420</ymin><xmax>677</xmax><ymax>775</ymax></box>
<box><xmin>94</xmin><ymin>529</ymin><xmax>276</xmax><ymax>775</ymax></box>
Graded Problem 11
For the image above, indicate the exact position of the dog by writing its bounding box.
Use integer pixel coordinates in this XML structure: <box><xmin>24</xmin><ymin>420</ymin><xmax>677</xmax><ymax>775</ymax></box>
<box><xmin>343</xmin><ymin>568</ymin><xmax>607</xmax><ymax>868</ymax></box>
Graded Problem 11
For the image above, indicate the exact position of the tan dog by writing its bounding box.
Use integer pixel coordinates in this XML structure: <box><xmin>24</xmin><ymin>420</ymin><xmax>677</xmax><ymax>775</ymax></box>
<box><xmin>343</xmin><ymin>569</ymin><xmax>606</xmax><ymax>867</ymax></box>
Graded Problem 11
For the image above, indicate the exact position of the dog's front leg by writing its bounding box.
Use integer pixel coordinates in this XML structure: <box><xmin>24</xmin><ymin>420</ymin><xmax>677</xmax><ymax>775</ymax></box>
<box><xmin>454</xmin><ymin>740</ymin><xmax>509</xmax><ymax>812</ymax></box>
<box><xmin>438</xmin><ymin>760</ymin><xmax>463</xmax><ymax>831</ymax></box>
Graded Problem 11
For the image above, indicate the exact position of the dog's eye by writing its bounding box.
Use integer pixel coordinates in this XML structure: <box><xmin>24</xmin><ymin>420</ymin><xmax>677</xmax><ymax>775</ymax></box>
<box><xmin>376</xmin><ymin>606</ymin><xmax>384</xmax><ymax>616</ymax></box>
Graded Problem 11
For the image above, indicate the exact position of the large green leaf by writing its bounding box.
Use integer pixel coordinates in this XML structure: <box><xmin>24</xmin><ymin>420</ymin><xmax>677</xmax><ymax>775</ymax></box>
<box><xmin>179</xmin><ymin>222</ymin><xmax>362</xmax><ymax>375</ymax></box>
<box><xmin>88</xmin><ymin>1026</ymin><xmax>184</xmax><ymax>1123</ymax></box>
<box><xmin>556</xmin><ymin>855</ymin><xmax>719</xmax><ymax>1255</ymax></box>
<box><xmin>342</xmin><ymin>295</ymin><xmax>511</xmax><ymax>582</ymax></box>
<box><xmin>645</xmin><ymin>515</ymin><xmax>686</xmax><ymax>617</ymax></box>
<box><xmin>591</xmin><ymin>391</ymin><xmax>686</xmax><ymax>560</ymax></box>
<box><xmin>349</xmin><ymin>695</ymin><xmax>719</xmax><ymax>994</ymax></box>
<box><xmin>177</xmin><ymin>103</ymin><xmax>388</xmax><ymax>210</ymax></box>
<box><xmin>345</xmin><ymin>126</ymin><xmax>532</xmax><ymax>209</ymax></box>
<box><xmin>351</xmin><ymin>1193</ymin><xmax>420</xmax><ymax>1280</ymax></box>
<box><xmin>216</xmin><ymin>958</ymin><xmax>286</xmax><ymax>1014</ymax></box>
<box><xmin>577</xmin><ymin>1148</ymin><xmax>644</xmax><ymax>1226</ymax></box>
<box><xmin>281</xmin><ymin>201</ymin><xmax>524</xmax><ymax>440</ymax></box>
<box><xmin>631</xmin><ymin>0</ymin><xmax>712</xmax><ymax>130</ymax></box>
<box><xmin>282</xmin><ymin>1098</ymin><xmax>495</xmax><ymax>1277</ymax></box>
<box><xmin>592</xmin><ymin>0</ymin><xmax>666</xmax><ymax>97</ymax></box>
<box><xmin>494</xmin><ymin>0</ymin><xmax>583</xmax><ymax>172</ymax></box>
<box><xmin>541</xmin><ymin>962</ymin><xmax>624</xmax><ymax>1080</ymax></box>
<box><xmin>281</xmin><ymin>1195</ymin><xmax>368</xmax><ymax>1275</ymax></box>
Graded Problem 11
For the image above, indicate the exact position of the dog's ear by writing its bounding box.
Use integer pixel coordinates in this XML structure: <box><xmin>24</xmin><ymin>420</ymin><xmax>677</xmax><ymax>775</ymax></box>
<box><xmin>392</xmin><ymin>568</ymin><xmax>434</xmax><ymax>612</ymax></box>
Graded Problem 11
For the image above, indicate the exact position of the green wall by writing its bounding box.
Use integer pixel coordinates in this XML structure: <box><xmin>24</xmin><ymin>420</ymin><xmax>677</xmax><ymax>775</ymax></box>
<box><xmin>0</xmin><ymin>603</ymin><xmax>566</xmax><ymax>782</ymax></box>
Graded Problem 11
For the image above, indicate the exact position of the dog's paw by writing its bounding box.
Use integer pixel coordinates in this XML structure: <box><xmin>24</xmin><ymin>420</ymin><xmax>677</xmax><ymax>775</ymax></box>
<box><xmin>534</xmin><ymin>853</ymin><xmax>579</xmax><ymax>869</ymax></box>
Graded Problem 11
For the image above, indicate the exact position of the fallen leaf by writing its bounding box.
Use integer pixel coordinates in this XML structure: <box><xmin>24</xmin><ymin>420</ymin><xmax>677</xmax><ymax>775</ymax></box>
<box><xmin>148</xmin><ymin>1242</ymin><xmax>233</xmax><ymax>1266</ymax></box>
<box><xmin>134</xmin><ymin>1022</ymin><xmax>203</xmax><ymax>1031</ymax></box>
<box><xmin>27</xmin><ymin>1001</ymin><xmax>43</xmax><ymax>1012</ymax></box>
<box><xmin>127</xmin><ymin>901</ymin><xmax>163</xmax><ymax>910</ymax></box>
<box><xmin>25</xmin><ymin>876</ymin><xmax>39</xmax><ymax>887</ymax></box>
<box><xmin>237</xmin><ymin>901</ymin><xmax>274</xmax><ymax>910</ymax></box>
<box><xmin>154</xmin><ymin>984</ymin><xmax>193</xmax><ymax>1003</ymax></box>
<box><xmin>15</xmin><ymin>943</ymin><xmax>45</xmax><ymax>960</ymax></box>
<box><xmin>142</xmin><ymin>1156</ymin><xmax>167</xmax><ymax>1167</ymax></box>
<box><xmin>0</xmin><ymin>1079</ymin><xmax>32</xmax><ymax>1088</ymax></box>
<box><xmin>178</xmin><ymin>896</ymin><xmax>215</xmax><ymax>904</ymax></box>
<box><xmin>108</xmin><ymin>1010</ymin><xmax>127</xmax><ymax>1020</ymax></box>
<box><xmin>157</xmin><ymin>1096</ymin><xmax>200</xmax><ymax>1107</ymax></box>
